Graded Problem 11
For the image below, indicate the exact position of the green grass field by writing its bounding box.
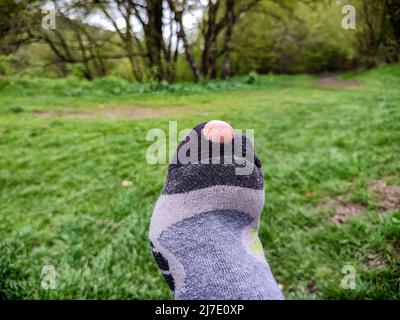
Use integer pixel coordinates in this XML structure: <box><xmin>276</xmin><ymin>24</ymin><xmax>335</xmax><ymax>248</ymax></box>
<box><xmin>0</xmin><ymin>64</ymin><xmax>399</xmax><ymax>299</ymax></box>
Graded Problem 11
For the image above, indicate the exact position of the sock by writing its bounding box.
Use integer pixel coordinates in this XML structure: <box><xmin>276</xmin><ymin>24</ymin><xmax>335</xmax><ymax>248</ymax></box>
<box><xmin>149</xmin><ymin>122</ymin><xmax>284</xmax><ymax>300</ymax></box>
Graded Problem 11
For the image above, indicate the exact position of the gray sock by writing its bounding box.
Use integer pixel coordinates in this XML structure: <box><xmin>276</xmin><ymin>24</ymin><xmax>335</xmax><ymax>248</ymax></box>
<box><xmin>149</xmin><ymin>122</ymin><xmax>284</xmax><ymax>300</ymax></box>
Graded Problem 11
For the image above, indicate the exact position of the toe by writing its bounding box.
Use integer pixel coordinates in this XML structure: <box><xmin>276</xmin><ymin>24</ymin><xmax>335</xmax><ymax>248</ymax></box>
<box><xmin>202</xmin><ymin>120</ymin><xmax>234</xmax><ymax>143</ymax></box>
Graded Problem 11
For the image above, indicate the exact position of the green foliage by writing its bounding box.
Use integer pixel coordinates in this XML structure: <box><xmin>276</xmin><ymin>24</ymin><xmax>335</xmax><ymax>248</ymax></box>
<box><xmin>0</xmin><ymin>55</ymin><xmax>13</xmax><ymax>75</ymax></box>
<box><xmin>68</xmin><ymin>64</ymin><xmax>86</xmax><ymax>80</ymax></box>
<box><xmin>232</xmin><ymin>1</ymin><xmax>357</xmax><ymax>74</ymax></box>
<box><xmin>8</xmin><ymin>105</ymin><xmax>25</xmax><ymax>114</ymax></box>
<box><xmin>0</xmin><ymin>74</ymin><xmax>269</xmax><ymax>100</ymax></box>
<box><xmin>245</xmin><ymin>71</ymin><xmax>258</xmax><ymax>84</ymax></box>
<box><xmin>353</xmin><ymin>0</ymin><xmax>400</xmax><ymax>66</ymax></box>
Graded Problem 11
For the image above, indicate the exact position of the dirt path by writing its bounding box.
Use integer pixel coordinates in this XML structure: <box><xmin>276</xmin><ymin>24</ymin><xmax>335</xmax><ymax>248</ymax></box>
<box><xmin>34</xmin><ymin>106</ymin><xmax>208</xmax><ymax>120</ymax></box>
<box><xmin>316</xmin><ymin>76</ymin><xmax>361</xmax><ymax>89</ymax></box>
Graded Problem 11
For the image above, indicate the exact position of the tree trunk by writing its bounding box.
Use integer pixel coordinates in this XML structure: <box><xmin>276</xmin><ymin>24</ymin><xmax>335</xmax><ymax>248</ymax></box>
<box><xmin>222</xmin><ymin>0</ymin><xmax>235</xmax><ymax>79</ymax></box>
<box><xmin>144</xmin><ymin>0</ymin><xmax>164</xmax><ymax>81</ymax></box>
<box><xmin>201</xmin><ymin>0</ymin><xmax>220</xmax><ymax>78</ymax></box>
<box><xmin>167</xmin><ymin>0</ymin><xmax>202</xmax><ymax>82</ymax></box>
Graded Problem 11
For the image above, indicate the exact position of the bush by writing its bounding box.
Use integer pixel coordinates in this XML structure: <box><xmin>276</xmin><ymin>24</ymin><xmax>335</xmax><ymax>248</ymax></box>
<box><xmin>0</xmin><ymin>55</ymin><xmax>13</xmax><ymax>76</ymax></box>
<box><xmin>245</xmin><ymin>71</ymin><xmax>258</xmax><ymax>84</ymax></box>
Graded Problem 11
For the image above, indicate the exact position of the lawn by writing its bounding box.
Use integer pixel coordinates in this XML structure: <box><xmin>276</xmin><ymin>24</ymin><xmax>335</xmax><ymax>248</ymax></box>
<box><xmin>0</xmin><ymin>64</ymin><xmax>399</xmax><ymax>299</ymax></box>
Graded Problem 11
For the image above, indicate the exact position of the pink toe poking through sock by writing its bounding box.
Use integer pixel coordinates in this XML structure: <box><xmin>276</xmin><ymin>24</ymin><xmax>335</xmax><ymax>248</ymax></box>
<box><xmin>203</xmin><ymin>120</ymin><xmax>234</xmax><ymax>143</ymax></box>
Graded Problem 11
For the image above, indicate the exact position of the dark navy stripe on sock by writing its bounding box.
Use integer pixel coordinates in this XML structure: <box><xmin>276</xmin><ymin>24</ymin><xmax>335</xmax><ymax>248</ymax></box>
<box><xmin>163</xmin><ymin>163</ymin><xmax>263</xmax><ymax>194</ymax></box>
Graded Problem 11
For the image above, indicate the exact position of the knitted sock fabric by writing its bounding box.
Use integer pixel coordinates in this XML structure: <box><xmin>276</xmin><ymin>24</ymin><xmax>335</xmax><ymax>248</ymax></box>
<box><xmin>149</xmin><ymin>122</ymin><xmax>284</xmax><ymax>300</ymax></box>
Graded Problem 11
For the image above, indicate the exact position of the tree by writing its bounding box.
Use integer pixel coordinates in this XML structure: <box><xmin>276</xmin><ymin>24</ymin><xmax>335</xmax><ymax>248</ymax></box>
<box><xmin>221</xmin><ymin>0</ymin><xmax>260</xmax><ymax>78</ymax></box>
<box><xmin>99</xmin><ymin>0</ymin><xmax>178</xmax><ymax>81</ymax></box>
<box><xmin>97</xmin><ymin>0</ymin><xmax>147</xmax><ymax>81</ymax></box>
<box><xmin>168</xmin><ymin>0</ymin><xmax>260</xmax><ymax>80</ymax></box>
<box><xmin>200</xmin><ymin>0</ymin><xmax>260</xmax><ymax>79</ymax></box>
<box><xmin>167</xmin><ymin>0</ymin><xmax>202</xmax><ymax>82</ymax></box>
<box><xmin>28</xmin><ymin>0</ymin><xmax>128</xmax><ymax>79</ymax></box>
<box><xmin>0</xmin><ymin>0</ymin><xmax>37</xmax><ymax>55</ymax></box>
<box><xmin>355</xmin><ymin>0</ymin><xmax>400</xmax><ymax>66</ymax></box>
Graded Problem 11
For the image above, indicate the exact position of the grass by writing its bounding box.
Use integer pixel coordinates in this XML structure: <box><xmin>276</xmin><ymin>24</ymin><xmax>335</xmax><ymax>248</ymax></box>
<box><xmin>0</xmin><ymin>64</ymin><xmax>399</xmax><ymax>299</ymax></box>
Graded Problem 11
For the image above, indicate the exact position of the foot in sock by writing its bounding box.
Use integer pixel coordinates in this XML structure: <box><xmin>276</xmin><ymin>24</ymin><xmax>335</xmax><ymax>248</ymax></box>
<box><xmin>149</xmin><ymin>120</ymin><xmax>284</xmax><ymax>300</ymax></box>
